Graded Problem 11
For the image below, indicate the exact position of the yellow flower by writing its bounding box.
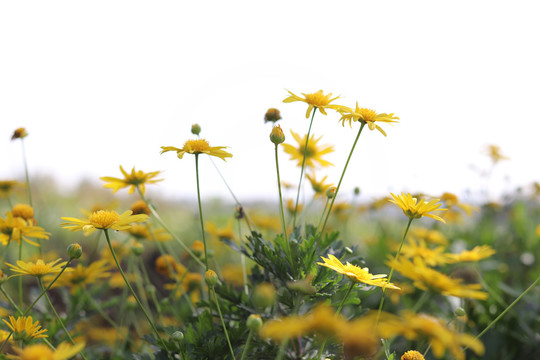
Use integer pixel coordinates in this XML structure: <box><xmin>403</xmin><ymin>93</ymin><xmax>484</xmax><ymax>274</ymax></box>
<box><xmin>206</xmin><ymin>220</ymin><xmax>235</xmax><ymax>241</ymax></box>
<box><xmin>401</xmin><ymin>350</ymin><xmax>425</xmax><ymax>360</ymax></box>
<box><xmin>126</xmin><ymin>224</ymin><xmax>171</xmax><ymax>242</ymax></box>
<box><xmin>11</xmin><ymin>127</ymin><xmax>28</xmax><ymax>140</ymax></box>
<box><xmin>486</xmin><ymin>144</ymin><xmax>509</xmax><ymax>163</ymax></box>
<box><xmin>0</xmin><ymin>212</ymin><xmax>50</xmax><ymax>247</ymax></box>
<box><xmin>446</xmin><ymin>245</ymin><xmax>496</xmax><ymax>263</ymax></box>
<box><xmin>387</xmin><ymin>257</ymin><xmax>487</xmax><ymax>300</ymax></box>
<box><xmin>400</xmin><ymin>238</ymin><xmax>450</xmax><ymax>267</ymax></box>
<box><xmin>7</xmin><ymin>259</ymin><xmax>70</xmax><ymax>278</ymax></box>
<box><xmin>282</xmin><ymin>131</ymin><xmax>334</xmax><ymax>168</ymax></box>
<box><xmin>286</xmin><ymin>198</ymin><xmax>303</xmax><ymax>215</ymax></box>
<box><xmin>389</xmin><ymin>193</ymin><xmax>447</xmax><ymax>223</ymax></box>
<box><xmin>7</xmin><ymin>341</ymin><xmax>85</xmax><ymax>360</ymax></box>
<box><xmin>306</xmin><ymin>173</ymin><xmax>333</xmax><ymax>198</ymax></box>
<box><xmin>100</xmin><ymin>166</ymin><xmax>163</xmax><ymax>195</ymax></box>
<box><xmin>318</xmin><ymin>254</ymin><xmax>399</xmax><ymax>289</ymax></box>
<box><xmin>0</xmin><ymin>180</ymin><xmax>24</xmax><ymax>198</ymax></box>
<box><xmin>61</xmin><ymin>210</ymin><xmax>148</xmax><ymax>235</ymax></box>
<box><xmin>11</xmin><ymin>204</ymin><xmax>35</xmax><ymax>222</ymax></box>
<box><xmin>338</xmin><ymin>103</ymin><xmax>399</xmax><ymax>136</ymax></box>
<box><xmin>283</xmin><ymin>89</ymin><xmax>347</xmax><ymax>118</ymax></box>
<box><xmin>3</xmin><ymin>316</ymin><xmax>48</xmax><ymax>341</ymax></box>
<box><xmin>409</xmin><ymin>227</ymin><xmax>448</xmax><ymax>246</ymax></box>
<box><xmin>160</xmin><ymin>139</ymin><xmax>232</xmax><ymax>161</ymax></box>
<box><xmin>130</xmin><ymin>200</ymin><xmax>151</xmax><ymax>215</ymax></box>
<box><xmin>45</xmin><ymin>260</ymin><xmax>111</xmax><ymax>294</ymax></box>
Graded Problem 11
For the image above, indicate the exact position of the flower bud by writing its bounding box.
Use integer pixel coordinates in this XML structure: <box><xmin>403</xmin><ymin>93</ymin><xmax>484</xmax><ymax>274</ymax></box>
<box><xmin>132</xmin><ymin>242</ymin><xmax>144</xmax><ymax>256</ymax></box>
<box><xmin>252</xmin><ymin>283</ymin><xmax>276</xmax><ymax>309</ymax></box>
<box><xmin>131</xmin><ymin>200</ymin><xmax>151</xmax><ymax>215</ymax></box>
<box><xmin>326</xmin><ymin>187</ymin><xmax>337</xmax><ymax>199</ymax></box>
<box><xmin>67</xmin><ymin>243</ymin><xmax>83</xmax><ymax>259</ymax></box>
<box><xmin>191</xmin><ymin>123</ymin><xmax>201</xmax><ymax>135</ymax></box>
<box><xmin>171</xmin><ymin>330</ymin><xmax>184</xmax><ymax>342</ymax></box>
<box><xmin>246</xmin><ymin>314</ymin><xmax>263</xmax><ymax>331</ymax></box>
<box><xmin>455</xmin><ymin>307</ymin><xmax>466</xmax><ymax>317</ymax></box>
<box><xmin>11</xmin><ymin>127</ymin><xmax>28</xmax><ymax>140</ymax></box>
<box><xmin>205</xmin><ymin>269</ymin><xmax>219</xmax><ymax>287</ymax></box>
<box><xmin>270</xmin><ymin>125</ymin><xmax>285</xmax><ymax>145</ymax></box>
<box><xmin>192</xmin><ymin>240</ymin><xmax>204</xmax><ymax>257</ymax></box>
<box><xmin>264</xmin><ymin>108</ymin><xmax>282</xmax><ymax>123</ymax></box>
<box><xmin>354</xmin><ymin>187</ymin><xmax>361</xmax><ymax>196</ymax></box>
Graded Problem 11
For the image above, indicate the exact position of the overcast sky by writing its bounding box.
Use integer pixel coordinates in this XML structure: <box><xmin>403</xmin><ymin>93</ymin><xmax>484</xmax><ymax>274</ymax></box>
<box><xmin>1</xmin><ymin>1</ymin><xmax>538</xmax><ymax>204</ymax></box>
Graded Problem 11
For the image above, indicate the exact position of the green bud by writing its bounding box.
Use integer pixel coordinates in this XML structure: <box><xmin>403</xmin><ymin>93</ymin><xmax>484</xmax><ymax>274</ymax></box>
<box><xmin>326</xmin><ymin>187</ymin><xmax>337</xmax><ymax>199</ymax></box>
<box><xmin>132</xmin><ymin>242</ymin><xmax>144</xmax><ymax>256</ymax></box>
<box><xmin>270</xmin><ymin>125</ymin><xmax>285</xmax><ymax>145</ymax></box>
<box><xmin>191</xmin><ymin>123</ymin><xmax>201</xmax><ymax>135</ymax></box>
<box><xmin>67</xmin><ymin>243</ymin><xmax>82</xmax><ymax>259</ymax></box>
<box><xmin>205</xmin><ymin>269</ymin><xmax>219</xmax><ymax>287</ymax></box>
<box><xmin>246</xmin><ymin>314</ymin><xmax>263</xmax><ymax>331</ymax></box>
<box><xmin>455</xmin><ymin>307</ymin><xmax>466</xmax><ymax>317</ymax></box>
<box><xmin>171</xmin><ymin>330</ymin><xmax>184</xmax><ymax>342</ymax></box>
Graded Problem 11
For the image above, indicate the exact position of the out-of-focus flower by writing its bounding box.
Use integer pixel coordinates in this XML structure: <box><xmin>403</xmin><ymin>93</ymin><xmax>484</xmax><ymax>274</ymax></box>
<box><xmin>486</xmin><ymin>144</ymin><xmax>509</xmax><ymax>163</ymax></box>
<box><xmin>446</xmin><ymin>245</ymin><xmax>496</xmax><ymax>263</ymax></box>
<box><xmin>11</xmin><ymin>127</ymin><xmax>28</xmax><ymax>140</ymax></box>
<box><xmin>7</xmin><ymin>342</ymin><xmax>85</xmax><ymax>360</ymax></box>
<box><xmin>264</xmin><ymin>108</ymin><xmax>282</xmax><ymax>123</ymax></box>
<box><xmin>282</xmin><ymin>131</ymin><xmax>334</xmax><ymax>168</ymax></box>
<box><xmin>101</xmin><ymin>166</ymin><xmax>163</xmax><ymax>195</ymax></box>
<box><xmin>0</xmin><ymin>212</ymin><xmax>50</xmax><ymax>247</ymax></box>
<box><xmin>7</xmin><ymin>259</ymin><xmax>70</xmax><ymax>278</ymax></box>
<box><xmin>306</xmin><ymin>173</ymin><xmax>333</xmax><ymax>198</ymax></box>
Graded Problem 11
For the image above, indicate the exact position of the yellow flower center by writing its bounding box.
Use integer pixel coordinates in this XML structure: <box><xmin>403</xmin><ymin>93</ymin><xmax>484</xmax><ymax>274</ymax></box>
<box><xmin>184</xmin><ymin>139</ymin><xmax>211</xmax><ymax>153</ymax></box>
<box><xmin>17</xmin><ymin>344</ymin><xmax>54</xmax><ymax>360</ymax></box>
<box><xmin>356</xmin><ymin>108</ymin><xmax>377</xmax><ymax>122</ymax></box>
<box><xmin>27</xmin><ymin>260</ymin><xmax>50</xmax><ymax>275</ymax></box>
<box><xmin>12</xmin><ymin>204</ymin><xmax>34</xmax><ymax>220</ymax></box>
<box><xmin>401</xmin><ymin>350</ymin><xmax>425</xmax><ymax>360</ymax></box>
<box><xmin>89</xmin><ymin>210</ymin><xmax>120</xmax><ymax>229</ymax></box>
<box><xmin>303</xmin><ymin>91</ymin><xmax>331</xmax><ymax>107</ymax></box>
<box><xmin>342</xmin><ymin>263</ymin><xmax>371</xmax><ymax>281</ymax></box>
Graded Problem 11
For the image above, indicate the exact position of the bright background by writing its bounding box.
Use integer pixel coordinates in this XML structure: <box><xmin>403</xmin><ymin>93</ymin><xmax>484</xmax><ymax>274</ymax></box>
<box><xmin>1</xmin><ymin>1</ymin><xmax>538</xmax><ymax>203</ymax></box>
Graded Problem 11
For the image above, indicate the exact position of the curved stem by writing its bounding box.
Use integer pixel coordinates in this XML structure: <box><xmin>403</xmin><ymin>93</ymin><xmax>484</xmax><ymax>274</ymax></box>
<box><xmin>211</xmin><ymin>287</ymin><xmax>236</xmax><ymax>360</ymax></box>
<box><xmin>195</xmin><ymin>154</ymin><xmax>209</xmax><ymax>271</ymax></box>
<box><xmin>319</xmin><ymin>122</ymin><xmax>366</xmax><ymax>235</ymax></box>
<box><xmin>293</xmin><ymin>109</ymin><xmax>317</xmax><ymax>228</ymax></box>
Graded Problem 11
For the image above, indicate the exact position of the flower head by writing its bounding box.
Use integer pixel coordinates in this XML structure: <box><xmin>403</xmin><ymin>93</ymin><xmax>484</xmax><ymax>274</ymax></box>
<box><xmin>160</xmin><ymin>139</ymin><xmax>232</xmax><ymax>161</ymax></box>
<box><xmin>0</xmin><ymin>212</ymin><xmax>50</xmax><ymax>247</ymax></box>
<box><xmin>7</xmin><ymin>341</ymin><xmax>85</xmax><ymax>360</ymax></box>
<box><xmin>45</xmin><ymin>260</ymin><xmax>111</xmax><ymax>294</ymax></box>
<box><xmin>338</xmin><ymin>104</ymin><xmax>399</xmax><ymax>136</ymax></box>
<box><xmin>11</xmin><ymin>127</ymin><xmax>28</xmax><ymax>140</ymax></box>
<box><xmin>3</xmin><ymin>316</ymin><xmax>48</xmax><ymax>341</ymax></box>
<box><xmin>447</xmin><ymin>245</ymin><xmax>496</xmax><ymax>263</ymax></box>
<box><xmin>7</xmin><ymin>258</ymin><xmax>70</xmax><ymax>278</ymax></box>
<box><xmin>389</xmin><ymin>193</ymin><xmax>446</xmax><ymax>223</ymax></box>
<box><xmin>283</xmin><ymin>89</ymin><xmax>347</xmax><ymax>118</ymax></box>
<box><xmin>486</xmin><ymin>144</ymin><xmax>509</xmax><ymax>163</ymax></box>
<box><xmin>264</xmin><ymin>108</ymin><xmax>282</xmax><ymax>123</ymax></box>
<box><xmin>401</xmin><ymin>350</ymin><xmax>425</xmax><ymax>360</ymax></box>
<box><xmin>0</xmin><ymin>180</ymin><xmax>24</xmax><ymax>198</ymax></box>
<box><xmin>318</xmin><ymin>254</ymin><xmax>399</xmax><ymax>289</ymax></box>
<box><xmin>306</xmin><ymin>173</ymin><xmax>333</xmax><ymax>198</ymax></box>
<box><xmin>100</xmin><ymin>166</ymin><xmax>163</xmax><ymax>195</ymax></box>
<box><xmin>61</xmin><ymin>210</ymin><xmax>148</xmax><ymax>235</ymax></box>
<box><xmin>282</xmin><ymin>130</ymin><xmax>334</xmax><ymax>168</ymax></box>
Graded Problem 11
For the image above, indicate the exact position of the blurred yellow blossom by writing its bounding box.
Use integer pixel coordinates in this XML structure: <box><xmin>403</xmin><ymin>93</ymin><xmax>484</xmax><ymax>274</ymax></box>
<box><xmin>282</xmin><ymin>131</ymin><xmax>334</xmax><ymax>168</ymax></box>
<box><xmin>100</xmin><ymin>166</ymin><xmax>163</xmax><ymax>195</ymax></box>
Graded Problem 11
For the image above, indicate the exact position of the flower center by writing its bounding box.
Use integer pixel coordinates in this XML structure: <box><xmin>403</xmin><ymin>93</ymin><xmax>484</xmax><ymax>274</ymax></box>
<box><xmin>28</xmin><ymin>260</ymin><xmax>50</xmax><ymax>275</ymax></box>
<box><xmin>356</xmin><ymin>108</ymin><xmax>377</xmax><ymax>122</ymax></box>
<box><xmin>303</xmin><ymin>92</ymin><xmax>331</xmax><ymax>107</ymax></box>
<box><xmin>12</xmin><ymin>204</ymin><xmax>34</xmax><ymax>220</ymax></box>
<box><xmin>184</xmin><ymin>139</ymin><xmax>211</xmax><ymax>153</ymax></box>
<box><xmin>89</xmin><ymin>210</ymin><xmax>120</xmax><ymax>229</ymax></box>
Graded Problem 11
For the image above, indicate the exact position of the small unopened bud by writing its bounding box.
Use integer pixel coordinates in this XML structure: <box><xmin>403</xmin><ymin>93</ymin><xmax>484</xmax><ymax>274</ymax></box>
<box><xmin>270</xmin><ymin>125</ymin><xmax>285</xmax><ymax>145</ymax></box>
<box><xmin>205</xmin><ymin>269</ymin><xmax>219</xmax><ymax>287</ymax></box>
<box><xmin>326</xmin><ymin>187</ymin><xmax>337</xmax><ymax>199</ymax></box>
<box><xmin>192</xmin><ymin>240</ymin><xmax>204</xmax><ymax>257</ymax></box>
<box><xmin>252</xmin><ymin>283</ymin><xmax>276</xmax><ymax>309</ymax></box>
<box><xmin>246</xmin><ymin>314</ymin><xmax>263</xmax><ymax>331</ymax></box>
<box><xmin>132</xmin><ymin>242</ymin><xmax>144</xmax><ymax>256</ymax></box>
<box><xmin>191</xmin><ymin>123</ymin><xmax>201</xmax><ymax>135</ymax></box>
<box><xmin>0</xmin><ymin>270</ymin><xmax>8</xmax><ymax>285</ymax></box>
<box><xmin>235</xmin><ymin>206</ymin><xmax>245</xmax><ymax>220</ymax></box>
<box><xmin>354</xmin><ymin>187</ymin><xmax>360</xmax><ymax>196</ymax></box>
<box><xmin>126</xmin><ymin>296</ymin><xmax>137</xmax><ymax>310</ymax></box>
<box><xmin>67</xmin><ymin>243</ymin><xmax>82</xmax><ymax>259</ymax></box>
<box><xmin>171</xmin><ymin>330</ymin><xmax>184</xmax><ymax>342</ymax></box>
<box><xmin>11</xmin><ymin>127</ymin><xmax>28</xmax><ymax>140</ymax></box>
<box><xmin>264</xmin><ymin>108</ymin><xmax>282</xmax><ymax>123</ymax></box>
<box><xmin>455</xmin><ymin>307</ymin><xmax>466</xmax><ymax>317</ymax></box>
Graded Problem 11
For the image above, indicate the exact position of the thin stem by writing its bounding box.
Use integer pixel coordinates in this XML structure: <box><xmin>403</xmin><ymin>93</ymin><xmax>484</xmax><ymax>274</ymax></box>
<box><xmin>195</xmin><ymin>154</ymin><xmax>209</xmax><ymax>270</ymax></box>
<box><xmin>103</xmin><ymin>229</ymin><xmax>173</xmax><ymax>360</ymax></box>
<box><xmin>21</xmin><ymin>139</ymin><xmax>32</xmax><ymax>206</ymax></box>
<box><xmin>275</xmin><ymin>144</ymin><xmax>288</xmax><ymax>243</ymax></box>
<box><xmin>316</xmin><ymin>197</ymin><xmax>330</xmax><ymax>231</ymax></box>
<box><xmin>236</xmin><ymin>219</ymin><xmax>249</xmax><ymax>296</ymax></box>
<box><xmin>240</xmin><ymin>330</ymin><xmax>254</xmax><ymax>360</ymax></box>
<box><xmin>82</xmin><ymin>288</ymin><xmax>120</xmax><ymax>330</ymax></box>
<box><xmin>211</xmin><ymin>287</ymin><xmax>236</xmax><ymax>360</ymax></box>
<box><xmin>18</xmin><ymin>240</ymin><xmax>23</xmax><ymax>307</ymax></box>
<box><xmin>319</xmin><ymin>122</ymin><xmax>366</xmax><ymax>235</ymax></box>
<box><xmin>293</xmin><ymin>109</ymin><xmax>317</xmax><ymax>228</ymax></box>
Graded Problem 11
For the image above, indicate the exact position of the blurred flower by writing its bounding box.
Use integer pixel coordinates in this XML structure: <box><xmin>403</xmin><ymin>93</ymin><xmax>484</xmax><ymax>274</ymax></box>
<box><xmin>400</xmin><ymin>238</ymin><xmax>449</xmax><ymax>267</ymax></box>
<box><xmin>389</xmin><ymin>193</ymin><xmax>447</xmax><ymax>223</ymax></box>
<box><xmin>283</xmin><ymin>89</ymin><xmax>346</xmax><ymax>118</ymax></box>
<box><xmin>7</xmin><ymin>259</ymin><xmax>70</xmax><ymax>278</ymax></box>
<box><xmin>61</xmin><ymin>210</ymin><xmax>148</xmax><ymax>235</ymax></box>
<box><xmin>0</xmin><ymin>212</ymin><xmax>50</xmax><ymax>247</ymax></box>
<box><xmin>486</xmin><ymin>144</ymin><xmax>509</xmax><ymax>163</ymax></box>
<box><xmin>338</xmin><ymin>104</ymin><xmax>399</xmax><ymax>136</ymax></box>
<box><xmin>155</xmin><ymin>254</ymin><xmax>185</xmax><ymax>278</ymax></box>
<box><xmin>306</xmin><ymin>173</ymin><xmax>333</xmax><ymax>198</ymax></box>
<box><xmin>446</xmin><ymin>245</ymin><xmax>496</xmax><ymax>263</ymax></box>
<box><xmin>3</xmin><ymin>316</ymin><xmax>47</xmax><ymax>341</ymax></box>
<box><xmin>126</xmin><ymin>224</ymin><xmax>171</xmax><ymax>242</ymax></box>
<box><xmin>282</xmin><ymin>131</ymin><xmax>334</xmax><ymax>168</ymax></box>
<box><xmin>318</xmin><ymin>254</ymin><xmax>399</xmax><ymax>289</ymax></box>
<box><xmin>46</xmin><ymin>260</ymin><xmax>111</xmax><ymax>294</ymax></box>
<box><xmin>101</xmin><ymin>166</ymin><xmax>163</xmax><ymax>195</ymax></box>
<box><xmin>264</xmin><ymin>108</ymin><xmax>282</xmax><ymax>123</ymax></box>
<box><xmin>0</xmin><ymin>180</ymin><xmax>24</xmax><ymax>198</ymax></box>
<box><xmin>11</xmin><ymin>127</ymin><xmax>28</xmax><ymax>140</ymax></box>
<box><xmin>11</xmin><ymin>204</ymin><xmax>35</xmax><ymax>224</ymax></box>
<box><xmin>409</xmin><ymin>227</ymin><xmax>448</xmax><ymax>246</ymax></box>
<box><xmin>206</xmin><ymin>220</ymin><xmax>235</xmax><ymax>241</ymax></box>
<box><xmin>8</xmin><ymin>341</ymin><xmax>85</xmax><ymax>360</ymax></box>
<box><xmin>161</xmin><ymin>139</ymin><xmax>232</xmax><ymax>161</ymax></box>
<box><xmin>286</xmin><ymin>198</ymin><xmax>303</xmax><ymax>215</ymax></box>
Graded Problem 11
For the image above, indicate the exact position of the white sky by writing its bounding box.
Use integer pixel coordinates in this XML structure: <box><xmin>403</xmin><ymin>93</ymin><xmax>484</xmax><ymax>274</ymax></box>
<box><xmin>1</xmin><ymin>1</ymin><xmax>539</xmax><ymax>203</ymax></box>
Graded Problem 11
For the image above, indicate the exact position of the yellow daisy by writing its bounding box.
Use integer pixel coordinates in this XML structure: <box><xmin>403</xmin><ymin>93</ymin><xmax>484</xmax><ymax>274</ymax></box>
<box><xmin>446</xmin><ymin>245</ymin><xmax>496</xmax><ymax>263</ymax></box>
<box><xmin>100</xmin><ymin>165</ymin><xmax>163</xmax><ymax>195</ymax></box>
<box><xmin>306</xmin><ymin>173</ymin><xmax>333</xmax><ymax>198</ymax></box>
<box><xmin>0</xmin><ymin>212</ymin><xmax>50</xmax><ymax>247</ymax></box>
<box><xmin>283</xmin><ymin>89</ymin><xmax>348</xmax><ymax>118</ymax></box>
<box><xmin>0</xmin><ymin>180</ymin><xmax>24</xmax><ymax>198</ymax></box>
<box><xmin>389</xmin><ymin>193</ymin><xmax>447</xmax><ymax>223</ymax></box>
<box><xmin>61</xmin><ymin>210</ymin><xmax>148</xmax><ymax>235</ymax></box>
<box><xmin>160</xmin><ymin>139</ymin><xmax>232</xmax><ymax>161</ymax></box>
<box><xmin>318</xmin><ymin>254</ymin><xmax>399</xmax><ymax>289</ymax></box>
<box><xmin>11</xmin><ymin>127</ymin><xmax>28</xmax><ymax>140</ymax></box>
<box><xmin>282</xmin><ymin>131</ymin><xmax>334</xmax><ymax>168</ymax></box>
<box><xmin>45</xmin><ymin>260</ymin><xmax>111</xmax><ymax>294</ymax></box>
<box><xmin>338</xmin><ymin>103</ymin><xmax>399</xmax><ymax>136</ymax></box>
<box><xmin>486</xmin><ymin>144</ymin><xmax>509</xmax><ymax>163</ymax></box>
<box><xmin>6</xmin><ymin>259</ymin><xmax>70</xmax><ymax>278</ymax></box>
<box><xmin>3</xmin><ymin>316</ymin><xmax>48</xmax><ymax>341</ymax></box>
<box><xmin>401</xmin><ymin>350</ymin><xmax>425</xmax><ymax>360</ymax></box>
<box><xmin>7</xmin><ymin>341</ymin><xmax>85</xmax><ymax>360</ymax></box>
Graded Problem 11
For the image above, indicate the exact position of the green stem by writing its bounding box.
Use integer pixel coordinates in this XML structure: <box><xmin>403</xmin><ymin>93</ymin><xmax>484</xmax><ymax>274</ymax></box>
<box><xmin>103</xmin><ymin>229</ymin><xmax>173</xmax><ymax>360</ymax></box>
<box><xmin>236</xmin><ymin>219</ymin><xmax>249</xmax><ymax>296</ymax></box>
<box><xmin>82</xmin><ymin>288</ymin><xmax>120</xmax><ymax>330</ymax></box>
<box><xmin>21</xmin><ymin>139</ymin><xmax>32</xmax><ymax>206</ymax></box>
<box><xmin>275</xmin><ymin>144</ymin><xmax>288</xmax><ymax>243</ymax></box>
<box><xmin>195</xmin><ymin>154</ymin><xmax>209</xmax><ymax>270</ymax></box>
<box><xmin>18</xmin><ymin>240</ymin><xmax>23</xmax><ymax>307</ymax></box>
<box><xmin>293</xmin><ymin>109</ymin><xmax>317</xmax><ymax>228</ymax></box>
<box><xmin>376</xmin><ymin>217</ymin><xmax>414</xmax><ymax>325</ymax></box>
<box><xmin>316</xmin><ymin>197</ymin><xmax>330</xmax><ymax>231</ymax></box>
<box><xmin>0</xmin><ymin>285</ymin><xmax>23</xmax><ymax>315</ymax></box>
<box><xmin>211</xmin><ymin>287</ymin><xmax>236</xmax><ymax>360</ymax></box>
<box><xmin>240</xmin><ymin>330</ymin><xmax>254</xmax><ymax>360</ymax></box>
<box><xmin>319</xmin><ymin>122</ymin><xmax>366</xmax><ymax>235</ymax></box>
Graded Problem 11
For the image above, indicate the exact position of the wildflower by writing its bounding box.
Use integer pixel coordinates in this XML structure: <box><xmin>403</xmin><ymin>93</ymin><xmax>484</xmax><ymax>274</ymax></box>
<box><xmin>100</xmin><ymin>166</ymin><xmax>163</xmax><ymax>195</ymax></box>
<box><xmin>11</xmin><ymin>204</ymin><xmax>35</xmax><ymax>223</ymax></box>
<box><xmin>3</xmin><ymin>316</ymin><xmax>48</xmax><ymax>341</ymax></box>
<box><xmin>247</xmin><ymin>314</ymin><xmax>263</xmax><ymax>331</ymax></box>
<box><xmin>192</xmin><ymin>240</ymin><xmax>205</xmax><ymax>257</ymax></box>
<box><xmin>270</xmin><ymin>124</ymin><xmax>285</xmax><ymax>144</ymax></box>
<box><xmin>206</xmin><ymin>220</ymin><xmax>235</xmax><ymax>241</ymax></box>
<box><xmin>282</xmin><ymin>131</ymin><xmax>334</xmax><ymax>168</ymax></box>
<box><xmin>338</xmin><ymin>103</ymin><xmax>399</xmax><ymax>136</ymax></box>
<box><xmin>61</xmin><ymin>210</ymin><xmax>148</xmax><ymax>235</ymax></box>
<box><xmin>401</xmin><ymin>350</ymin><xmax>425</xmax><ymax>360</ymax></box>
<box><xmin>130</xmin><ymin>200</ymin><xmax>151</xmax><ymax>215</ymax></box>
<box><xmin>126</xmin><ymin>224</ymin><xmax>170</xmax><ymax>242</ymax></box>
<box><xmin>283</xmin><ymin>89</ymin><xmax>346</xmax><ymax>118</ymax></box>
<box><xmin>389</xmin><ymin>193</ymin><xmax>447</xmax><ymax>223</ymax></box>
<box><xmin>0</xmin><ymin>212</ymin><xmax>50</xmax><ymax>247</ymax></box>
<box><xmin>165</xmin><ymin>272</ymin><xmax>203</xmax><ymax>302</ymax></box>
<box><xmin>400</xmin><ymin>238</ymin><xmax>449</xmax><ymax>267</ymax></box>
<box><xmin>486</xmin><ymin>144</ymin><xmax>509</xmax><ymax>163</ymax></box>
<box><xmin>0</xmin><ymin>180</ymin><xmax>23</xmax><ymax>198</ymax></box>
<box><xmin>11</xmin><ymin>127</ymin><xmax>28</xmax><ymax>140</ymax></box>
<box><xmin>387</xmin><ymin>257</ymin><xmax>487</xmax><ymax>300</ymax></box>
<box><xmin>306</xmin><ymin>173</ymin><xmax>333</xmax><ymax>198</ymax></box>
<box><xmin>252</xmin><ymin>283</ymin><xmax>276</xmax><ymax>309</ymax></box>
<box><xmin>286</xmin><ymin>198</ymin><xmax>303</xmax><ymax>214</ymax></box>
<box><xmin>191</xmin><ymin>123</ymin><xmax>201</xmax><ymax>135</ymax></box>
<box><xmin>318</xmin><ymin>254</ymin><xmax>399</xmax><ymax>289</ymax></box>
<box><xmin>45</xmin><ymin>260</ymin><xmax>111</xmax><ymax>294</ymax></box>
<box><xmin>155</xmin><ymin>255</ymin><xmax>185</xmax><ymax>277</ymax></box>
<box><xmin>446</xmin><ymin>245</ymin><xmax>496</xmax><ymax>263</ymax></box>
<box><xmin>160</xmin><ymin>139</ymin><xmax>232</xmax><ymax>161</ymax></box>
<box><xmin>7</xmin><ymin>342</ymin><xmax>85</xmax><ymax>360</ymax></box>
<box><xmin>6</xmin><ymin>258</ymin><xmax>70</xmax><ymax>278</ymax></box>
<box><xmin>264</xmin><ymin>108</ymin><xmax>282</xmax><ymax>123</ymax></box>
<box><xmin>204</xmin><ymin>269</ymin><xmax>219</xmax><ymax>287</ymax></box>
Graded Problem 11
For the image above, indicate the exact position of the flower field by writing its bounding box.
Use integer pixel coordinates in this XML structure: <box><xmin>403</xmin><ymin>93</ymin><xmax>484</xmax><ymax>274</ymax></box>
<box><xmin>1</xmin><ymin>91</ymin><xmax>540</xmax><ymax>360</ymax></box>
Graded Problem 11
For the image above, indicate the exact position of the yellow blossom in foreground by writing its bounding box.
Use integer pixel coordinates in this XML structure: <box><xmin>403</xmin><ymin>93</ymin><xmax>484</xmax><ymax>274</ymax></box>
<box><xmin>61</xmin><ymin>210</ymin><xmax>148</xmax><ymax>235</ymax></box>
<box><xmin>3</xmin><ymin>316</ymin><xmax>48</xmax><ymax>341</ymax></box>
<box><xmin>387</xmin><ymin>257</ymin><xmax>487</xmax><ymax>300</ymax></box>
<box><xmin>282</xmin><ymin>131</ymin><xmax>334</xmax><ymax>168</ymax></box>
<box><xmin>0</xmin><ymin>212</ymin><xmax>50</xmax><ymax>247</ymax></box>
<box><xmin>7</xmin><ymin>259</ymin><xmax>70</xmax><ymax>278</ymax></box>
<box><xmin>401</xmin><ymin>350</ymin><xmax>425</xmax><ymax>360</ymax></box>
<box><xmin>390</xmin><ymin>193</ymin><xmax>447</xmax><ymax>223</ymax></box>
<box><xmin>446</xmin><ymin>245</ymin><xmax>496</xmax><ymax>263</ymax></box>
<box><xmin>7</xmin><ymin>341</ymin><xmax>85</xmax><ymax>360</ymax></box>
<box><xmin>100</xmin><ymin>165</ymin><xmax>163</xmax><ymax>195</ymax></box>
<box><xmin>160</xmin><ymin>139</ymin><xmax>232</xmax><ymax>161</ymax></box>
<box><xmin>338</xmin><ymin>103</ymin><xmax>399</xmax><ymax>136</ymax></box>
<box><xmin>283</xmin><ymin>89</ymin><xmax>347</xmax><ymax>118</ymax></box>
<box><xmin>318</xmin><ymin>254</ymin><xmax>399</xmax><ymax>289</ymax></box>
